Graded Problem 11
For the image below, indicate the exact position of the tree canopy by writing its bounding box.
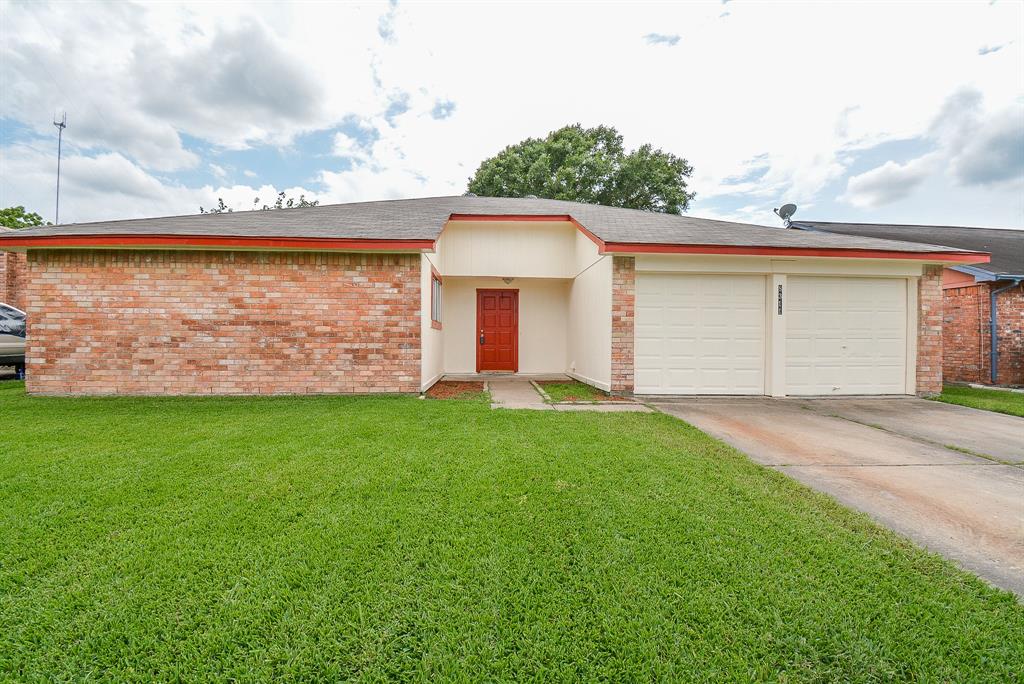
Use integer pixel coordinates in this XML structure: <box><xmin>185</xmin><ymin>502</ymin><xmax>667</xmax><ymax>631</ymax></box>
<box><xmin>200</xmin><ymin>192</ymin><xmax>319</xmax><ymax>214</ymax></box>
<box><xmin>466</xmin><ymin>124</ymin><xmax>695</xmax><ymax>214</ymax></box>
<box><xmin>0</xmin><ymin>206</ymin><xmax>48</xmax><ymax>229</ymax></box>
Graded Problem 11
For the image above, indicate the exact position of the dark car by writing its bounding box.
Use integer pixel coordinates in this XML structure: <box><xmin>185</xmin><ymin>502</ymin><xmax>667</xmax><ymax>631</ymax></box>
<box><xmin>0</xmin><ymin>303</ymin><xmax>26</xmax><ymax>379</ymax></box>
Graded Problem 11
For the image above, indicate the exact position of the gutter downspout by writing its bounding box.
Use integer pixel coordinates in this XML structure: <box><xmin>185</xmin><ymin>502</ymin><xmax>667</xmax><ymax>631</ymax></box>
<box><xmin>990</xmin><ymin>278</ymin><xmax>1023</xmax><ymax>384</ymax></box>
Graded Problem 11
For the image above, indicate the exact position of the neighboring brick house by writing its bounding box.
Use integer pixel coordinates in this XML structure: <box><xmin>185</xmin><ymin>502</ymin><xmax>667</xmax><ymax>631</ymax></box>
<box><xmin>0</xmin><ymin>227</ymin><xmax>27</xmax><ymax>311</ymax></box>
<box><xmin>0</xmin><ymin>197</ymin><xmax>988</xmax><ymax>396</ymax></box>
<box><xmin>793</xmin><ymin>222</ymin><xmax>1023</xmax><ymax>386</ymax></box>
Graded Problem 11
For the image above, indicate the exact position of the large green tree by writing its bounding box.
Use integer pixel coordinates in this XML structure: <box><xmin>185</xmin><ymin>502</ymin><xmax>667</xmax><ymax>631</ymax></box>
<box><xmin>467</xmin><ymin>124</ymin><xmax>695</xmax><ymax>214</ymax></box>
<box><xmin>0</xmin><ymin>206</ymin><xmax>48</xmax><ymax>229</ymax></box>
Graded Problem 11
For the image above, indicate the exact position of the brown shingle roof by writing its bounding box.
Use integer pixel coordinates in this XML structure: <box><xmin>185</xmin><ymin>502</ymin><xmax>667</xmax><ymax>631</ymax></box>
<box><xmin>0</xmin><ymin>196</ymin><xmax>981</xmax><ymax>255</ymax></box>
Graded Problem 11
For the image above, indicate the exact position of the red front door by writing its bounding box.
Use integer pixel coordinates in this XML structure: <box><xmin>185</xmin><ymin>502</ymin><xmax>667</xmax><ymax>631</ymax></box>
<box><xmin>476</xmin><ymin>289</ymin><xmax>518</xmax><ymax>372</ymax></box>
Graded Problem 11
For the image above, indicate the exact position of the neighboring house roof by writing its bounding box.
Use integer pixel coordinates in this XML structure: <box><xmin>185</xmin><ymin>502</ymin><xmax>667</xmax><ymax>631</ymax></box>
<box><xmin>792</xmin><ymin>221</ymin><xmax>1022</xmax><ymax>277</ymax></box>
<box><xmin>0</xmin><ymin>196</ymin><xmax>987</xmax><ymax>261</ymax></box>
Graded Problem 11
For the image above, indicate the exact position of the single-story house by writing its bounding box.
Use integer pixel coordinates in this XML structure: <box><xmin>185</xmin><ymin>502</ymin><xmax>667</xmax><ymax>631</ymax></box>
<box><xmin>0</xmin><ymin>197</ymin><xmax>988</xmax><ymax>397</ymax></box>
<box><xmin>792</xmin><ymin>221</ymin><xmax>1023</xmax><ymax>386</ymax></box>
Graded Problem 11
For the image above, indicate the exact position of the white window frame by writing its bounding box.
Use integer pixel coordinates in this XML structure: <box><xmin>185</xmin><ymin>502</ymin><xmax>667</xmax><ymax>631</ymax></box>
<box><xmin>430</xmin><ymin>272</ymin><xmax>442</xmax><ymax>327</ymax></box>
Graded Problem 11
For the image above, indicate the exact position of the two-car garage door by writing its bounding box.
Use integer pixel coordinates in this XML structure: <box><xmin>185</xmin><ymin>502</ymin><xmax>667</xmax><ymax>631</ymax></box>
<box><xmin>635</xmin><ymin>273</ymin><xmax>909</xmax><ymax>395</ymax></box>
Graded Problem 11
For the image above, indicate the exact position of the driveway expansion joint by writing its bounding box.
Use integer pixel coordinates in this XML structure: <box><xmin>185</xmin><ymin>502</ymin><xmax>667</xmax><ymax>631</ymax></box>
<box><xmin>820</xmin><ymin>411</ymin><xmax>1013</xmax><ymax>465</ymax></box>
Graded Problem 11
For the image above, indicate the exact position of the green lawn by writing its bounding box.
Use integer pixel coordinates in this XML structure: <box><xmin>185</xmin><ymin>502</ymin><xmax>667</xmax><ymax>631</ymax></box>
<box><xmin>932</xmin><ymin>384</ymin><xmax>1024</xmax><ymax>417</ymax></box>
<box><xmin>1</xmin><ymin>381</ymin><xmax>1021</xmax><ymax>681</ymax></box>
<box><xmin>538</xmin><ymin>380</ymin><xmax>610</xmax><ymax>403</ymax></box>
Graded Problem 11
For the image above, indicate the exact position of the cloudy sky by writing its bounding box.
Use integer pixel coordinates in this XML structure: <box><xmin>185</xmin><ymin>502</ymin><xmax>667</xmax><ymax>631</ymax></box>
<box><xmin>1</xmin><ymin>0</ymin><xmax>1022</xmax><ymax>228</ymax></box>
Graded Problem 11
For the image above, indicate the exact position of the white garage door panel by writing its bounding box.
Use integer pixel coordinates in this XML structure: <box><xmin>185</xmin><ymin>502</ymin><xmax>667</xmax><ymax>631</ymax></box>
<box><xmin>636</xmin><ymin>274</ymin><xmax>766</xmax><ymax>394</ymax></box>
<box><xmin>786</xmin><ymin>277</ymin><xmax>907</xmax><ymax>395</ymax></box>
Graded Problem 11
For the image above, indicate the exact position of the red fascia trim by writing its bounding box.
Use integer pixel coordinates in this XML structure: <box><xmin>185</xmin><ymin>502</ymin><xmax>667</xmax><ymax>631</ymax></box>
<box><xmin>601</xmin><ymin>242</ymin><xmax>990</xmax><ymax>263</ymax></box>
<box><xmin>568</xmin><ymin>217</ymin><xmax>606</xmax><ymax>250</ymax></box>
<box><xmin>448</xmin><ymin>214</ymin><xmax>573</xmax><ymax>222</ymax></box>
<box><xmin>0</xmin><ymin>234</ymin><xmax>436</xmax><ymax>251</ymax></box>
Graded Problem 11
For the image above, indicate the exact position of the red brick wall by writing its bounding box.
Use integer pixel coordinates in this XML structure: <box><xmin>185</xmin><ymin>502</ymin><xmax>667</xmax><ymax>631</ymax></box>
<box><xmin>916</xmin><ymin>265</ymin><xmax>944</xmax><ymax>395</ymax></box>
<box><xmin>945</xmin><ymin>281</ymin><xmax>1024</xmax><ymax>386</ymax></box>
<box><xmin>1</xmin><ymin>251</ymin><xmax>27</xmax><ymax>311</ymax></box>
<box><xmin>25</xmin><ymin>250</ymin><xmax>421</xmax><ymax>395</ymax></box>
<box><xmin>943</xmin><ymin>284</ymin><xmax>988</xmax><ymax>384</ymax></box>
<box><xmin>991</xmin><ymin>283</ymin><xmax>1024</xmax><ymax>385</ymax></box>
<box><xmin>611</xmin><ymin>256</ymin><xmax>635</xmax><ymax>394</ymax></box>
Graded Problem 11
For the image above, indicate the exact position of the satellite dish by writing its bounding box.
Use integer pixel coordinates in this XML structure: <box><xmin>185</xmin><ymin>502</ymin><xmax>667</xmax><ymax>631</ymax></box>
<box><xmin>774</xmin><ymin>203</ymin><xmax>797</xmax><ymax>221</ymax></box>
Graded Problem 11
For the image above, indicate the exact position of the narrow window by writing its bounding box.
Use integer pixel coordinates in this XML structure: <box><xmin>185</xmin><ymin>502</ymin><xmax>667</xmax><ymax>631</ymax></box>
<box><xmin>431</xmin><ymin>272</ymin><xmax>442</xmax><ymax>328</ymax></box>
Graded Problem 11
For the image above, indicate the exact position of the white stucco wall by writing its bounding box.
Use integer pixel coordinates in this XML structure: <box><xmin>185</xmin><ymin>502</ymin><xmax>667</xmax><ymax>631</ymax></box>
<box><xmin>441</xmin><ymin>277</ymin><xmax>570</xmax><ymax>374</ymax></box>
<box><xmin>420</xmin><ymin>254</ymin><xmax>444</xmax><ymax>390</ymax></box>
<box><xmin>438</xmin><ymin>221</ymin><xmax>578</xmax><ymax>278</ymax></box>
<box><xmin>566</xmin><ymin>232</ymin><xmax>612</xmax><ymax>390</ymax></box>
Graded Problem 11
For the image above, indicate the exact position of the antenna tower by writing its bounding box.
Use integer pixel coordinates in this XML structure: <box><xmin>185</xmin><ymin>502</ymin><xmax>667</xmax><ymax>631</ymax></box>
<box><xmin>53</xmin><ymin>112</ymin><xmax>67</xmax><ymax>224</ymax></box>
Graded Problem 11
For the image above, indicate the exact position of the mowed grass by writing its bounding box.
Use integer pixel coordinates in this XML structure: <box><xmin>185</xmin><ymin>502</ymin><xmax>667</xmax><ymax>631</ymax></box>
<box><xmin>539</xmin><ymin>380</ymin><xmax>608</xmax><ymax>403</ymax></box>
<box><xmin>1</xmin><ymin>381</ymin><xmax>1021</xmax><ymax>681</ymax></box>
<box><xmin>933</xmin><ymin>384</ymin><xmax>1024</xmax><ymax>417</ymax></box>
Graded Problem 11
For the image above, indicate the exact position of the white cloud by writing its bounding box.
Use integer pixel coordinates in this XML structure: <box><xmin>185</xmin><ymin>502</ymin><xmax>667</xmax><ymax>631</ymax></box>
<box><xmin>0</xmin><ymin>0</ymin><xmax>1021</xmax><ymax>227</ymax></box>
<box><xmin>0</xmin><ymin>1</ymin><xmax>382</xmax><ymax>168</ymax></box>
<box><xmin>643</xmin><ymin>33</ymin><xmax>680</xmax><ymax>46</ymax></box>
<box><xmin>2</xmin><ymin>146</ymin><xmax>199</xmax><ymax>222</ymax></box>
<box><xmin>377</xmin><ymin>0</ymin><xmax>399</xmax><ymax>44</ymax></box>
<box><xmin>331</xmin><ymin>132</ymin><xmax>371</xmax><ymax>163</ymax></box>
<box><xmin>927</xmin><ymin>90</ymin><xmax>1024</xmax><ymax>188</ymax></box>
<box><xmin>209</xmin><ymin>163</ymin><xmax>228</xmax><ymax>179</ymax></box>
<box><xmin>841</xmin><ymin>154</ymin><xmax>939</xmax><ymax>208</ymax></box>
<box><xmin>839</xmin><ymin>89</ymin><xmax>1024</xmax><ymax>214</ymax></box>
<box><xmin>832</xmin><ymin>87</ymin><xmax>1022</xmax><ymax>219</ymax></box>
<box><xmin>0</xmin><ymin>144</ymin><xmax>323</xmax><ymax>224</ymax></box>
<box><xmin>130</xmin><ymin>17</ymin><xmax>325</xmax><ymax>149</ymax></box>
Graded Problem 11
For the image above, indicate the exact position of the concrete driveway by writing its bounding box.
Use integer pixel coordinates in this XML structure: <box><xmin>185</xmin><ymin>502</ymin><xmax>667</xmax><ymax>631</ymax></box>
<box><xmin>650</xmin><ymin>397</ymin><xmax>1024</xmax><ymax>596</ymax></box>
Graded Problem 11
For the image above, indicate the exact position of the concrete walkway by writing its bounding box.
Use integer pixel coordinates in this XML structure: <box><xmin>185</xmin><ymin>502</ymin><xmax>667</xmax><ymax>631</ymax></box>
<box><xmin>488</xmin><ymin>379</ymin><xmax>552</xmax><ymax>410</ymax></box>
<box><xmin>651</xmin><ymin>397</ymin><xmax>1024</xmax><ymax>596</ymax></box>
